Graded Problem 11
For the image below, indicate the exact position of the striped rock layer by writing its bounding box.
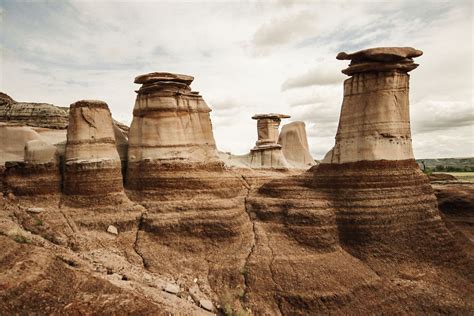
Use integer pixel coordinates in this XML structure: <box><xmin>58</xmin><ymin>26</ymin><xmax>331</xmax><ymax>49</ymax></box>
<box><xmin>64</xmin><ymin>100</ymin><xmax>123</xmax><ymax>195</ymax></box>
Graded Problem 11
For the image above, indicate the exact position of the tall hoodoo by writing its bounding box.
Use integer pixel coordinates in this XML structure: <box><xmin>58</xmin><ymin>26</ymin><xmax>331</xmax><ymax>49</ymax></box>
<box><xmin>324</xmin><ymin>47</ymin><xmax>423</xmax><ymax>163</ymax></box>
<box><xmin>126</xmin><ymin>72</ymin><xmax>220</xmax><ymax>189</ymax></box>
<box><xmin>63</xmin><ymin>100</ymin><xmax>123</xmax><ymax>195</ymax></box>
<box><xmin>250</xmin><ymin>113</ymin><xmax>290</xmax><ymax>169</ymax></box>
<box><xmin>128</xmin><ymin>72</ymin><xmax>218</xmax><ymax>163</ymax></box>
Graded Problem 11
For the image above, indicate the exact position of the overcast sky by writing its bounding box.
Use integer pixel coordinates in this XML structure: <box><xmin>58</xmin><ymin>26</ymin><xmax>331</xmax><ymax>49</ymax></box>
<box><xmin>0</xmin><ymin>0</ymin><xmax>472</xmax><ymax>159</ymax></box>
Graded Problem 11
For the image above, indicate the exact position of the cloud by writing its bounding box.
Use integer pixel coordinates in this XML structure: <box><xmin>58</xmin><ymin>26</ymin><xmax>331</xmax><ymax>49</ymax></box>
<box><xmin>252</xmin><ymin>11</ymin><xmax>316</xmax><ymax>51</ymax></box>
<box><xmin>282</xmin><ymin>66</ymin><xmax>345</xmax><ymax>91</ymax></box>
<box><xmin>412</xmin><ymin>100</ymin><xmax>474</xmax><ymax>134</ymax></box>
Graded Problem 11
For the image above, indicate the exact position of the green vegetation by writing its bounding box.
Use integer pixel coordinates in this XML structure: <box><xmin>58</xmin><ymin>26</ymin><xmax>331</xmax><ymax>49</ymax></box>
<box><xmin>34</xmin><ymin>218</ymin><xmax>44</xmax><ymax>226</ymax></box>
<box><xmin>11</xmin><ymin>234</ymin><xmax>31</xmax><ymax>244</ymax></box>
<box><xmin>219</xmin><ymin>291</ymin><xmax>250</xmax><ymax>316</ymax></box>
<box><xmin>416</xmin><ymin>157</ymin><xmax>474</xmax><ymax>172</ymax></box>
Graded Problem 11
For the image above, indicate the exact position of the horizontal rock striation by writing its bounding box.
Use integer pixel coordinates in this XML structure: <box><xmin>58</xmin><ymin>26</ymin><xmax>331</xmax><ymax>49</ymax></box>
<box><xmin>4</xmin><ymin>161</ymin><xmax>61</xmax><ymax>195</ymax></box>
<box><xmin>64</xmin><ymin>100</ymin><xmax>123</xmax><ymax>195</ymax></box>
<box><xmin>239</xmin><ymin>47</ymin><xmax>473</xmax><ymax>313</ymax></box>
<box><xmin>0</xmin><ymin>93</ymin><xmax>69</xmax><ymax>129</ymax></box>
<box><xmin>127</xmin><ymin>72</ymin><xmax>218</xmax><ymax>167</ymax></box>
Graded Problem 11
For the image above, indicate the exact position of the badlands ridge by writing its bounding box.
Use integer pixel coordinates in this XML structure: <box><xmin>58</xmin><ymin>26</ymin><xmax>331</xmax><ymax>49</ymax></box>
<box><xmin>0</xmin><ymin>47</ymin><xmax>473</xmax><ymax>314</ymax></box>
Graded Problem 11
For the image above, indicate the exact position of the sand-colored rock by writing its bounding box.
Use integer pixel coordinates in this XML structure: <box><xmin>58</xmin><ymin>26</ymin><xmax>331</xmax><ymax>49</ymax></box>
<box><xmin>278</xmin><ymin>121</ymin><xmax>315</xmax><ymax>168</ymax></box>
<box><xmin>127</xmin><ymin>72</ymin><xmax>219</xmax><ymax>189</ymax></box>
<box><xmin>0</xmin><ymin>123</ymin><xmax>46</xmax><ymax>165</ymax></box>
<box><xmin>249</xmin><ymin>114</ymin><xmax>290</xmax><ymax>169</ymax></box>
<box><xmin>0</xmin><ymin>92</ymin><xmax>129</xmax><ymax>162</ymax></box>
<box><xmin>24</xmin><ymin>140</ymin><xmax>57</xmax><ymax>164</ymax></box>
<box><xmin>323</xmin><ymin>47</ymin><xmax>421</xmax><ymax>164</ymax></box>
<box><xmin>64</xmin><ymin>100</ymin><xmax>123</xmax><ymax>195</ymax></box>
<box><xmin>128</xmin><ymin>72</ymin><xmax>217</xmax><ymax>164</ymax></box>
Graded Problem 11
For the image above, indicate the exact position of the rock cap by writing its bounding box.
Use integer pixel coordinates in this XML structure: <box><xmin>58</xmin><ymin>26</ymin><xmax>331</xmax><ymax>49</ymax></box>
<box><xmin>336</xmin><ymin>47</ymin><xmax>423</xmax><ymax>62</ymax></box>
<box><xmin>134</xmin><ymin>72</ymin><xmax>194</xmax><ymax>85</ymax></box>
<box><xmin>337</xmin><ymin>47</ymin><xmax>423</xmax><ymax>76</ymax></box>
<box><xmin>70</xmin><ymin>100</ymin><xmax>109</xmax><ymax>110</ymax></box>
<box><xmin>252</xmin><ymin>113</ymin><xmax>291</xmax><ymax>120</ymax></box>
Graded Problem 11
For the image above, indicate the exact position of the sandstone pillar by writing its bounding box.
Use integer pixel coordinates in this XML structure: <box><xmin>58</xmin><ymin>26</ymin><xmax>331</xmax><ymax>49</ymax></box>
<box><xmin>126</xmin><ymin>72</ymin><xmax>220</xmax><ymax>190</ymax></box>
<box><xmin>250</xmin><ymin>114</ymin><xmax>290</xmax><ymax>169</ymax></box>
<box><xmin>63</xmin><ymin>100</ymin><xmax>123</xmax><ymax>195</ymax></box>
<box><xmin>323</xmin><ymin>47</ymin><xmax>422</xmax><ymax>164</ymax></box>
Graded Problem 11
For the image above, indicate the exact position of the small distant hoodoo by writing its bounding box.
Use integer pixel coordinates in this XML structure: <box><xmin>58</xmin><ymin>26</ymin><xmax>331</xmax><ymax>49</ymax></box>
<box><xmin>250</xmin><ymin>113</ymin><xmax>290</xmax><ymax>169</ymax></box>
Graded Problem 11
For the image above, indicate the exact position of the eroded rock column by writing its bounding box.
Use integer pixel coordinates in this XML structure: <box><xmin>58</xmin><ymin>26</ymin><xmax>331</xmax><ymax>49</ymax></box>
<box><xmin>323</xmin><ymin>47</ymin><xmax>422</xmax><ymax>163</ymax></box>
<box><xmin>126</xmin><ymin>72</ymin><xmax>220</xmax><ymax>189</ymax></box>
<box><xmin>64</xmin><ymin>100</ymin><xmax>123</xmax><ymax>195</ymax></box>
<box><xmin>250</xmin><ymin>114</ymin><xmax>290</xmax><ymax>169</ymax></box>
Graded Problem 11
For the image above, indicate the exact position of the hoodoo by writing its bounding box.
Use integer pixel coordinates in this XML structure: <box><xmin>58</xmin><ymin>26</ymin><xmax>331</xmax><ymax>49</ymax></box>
<box><xmin>63</xmin><ymin>100</ymin><xmax>123</xmax><ymax>195</ymax></box>
<box><xmin>324</xmin><ymin>47</ymin><xmax>423</xmax><ymax>163</ymax></box>
<box><xmin>242</xmin><ymin>47</ymin><xmax>472</xmax><ymax>313</ymax></box>
<box><xmin>126</xmin><ymin>72</ymin><xmax>220</xmax><ymax>189</ymax></box>
<box><xmin>278</xmin><ymin>121</ymin><xmax>315</xmax><ymax>168</ymax></box>
<box><xmin>249</xmin><ymin>113</ymin><xmax>290</xmax><ymax>169</ymax></box>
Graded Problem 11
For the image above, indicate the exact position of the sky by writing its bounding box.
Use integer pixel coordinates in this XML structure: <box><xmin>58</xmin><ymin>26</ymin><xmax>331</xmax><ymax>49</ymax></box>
<box><xmin>0</xmin><ymin>0</ymin><xmax>472</xmax><ymax>159</ymax></box>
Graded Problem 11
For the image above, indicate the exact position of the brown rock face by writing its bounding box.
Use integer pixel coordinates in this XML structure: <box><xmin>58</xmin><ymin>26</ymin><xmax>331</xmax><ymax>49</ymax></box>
<box><xmin>4</xmin><ymin>161</ymin><xmax>61</xmax><ymax>195</ymax></box>
<box><xmin>64</xmin><ymin>100</ymin><xmax>123</xmax><ymax>195</ymax></box>
<box><xmin>0</xmin><ymin>93</ymin><xmax>69</xmax><ymax>129</ymax></box>
<box><xmin>240</xmin><ymin>47</ymin><xmax>473</xmax><ymax>313</ymax></box>
<box><xmin>127</xmin><ymin>72</ymin><xmax>218</xmax><ymax>189</ymax></box>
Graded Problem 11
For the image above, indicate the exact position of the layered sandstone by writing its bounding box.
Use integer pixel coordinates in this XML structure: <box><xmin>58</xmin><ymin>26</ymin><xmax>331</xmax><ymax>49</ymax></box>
<box><xmin>126</xmin><ymin>72</ymin><xmax>219</xmax><ymax>189</ymax></box>
<box><xmin>278</xmin><ymin>121</ymin><xmax>315</xmax><ymax>168</ymax></box>
<box><xmin>0</xmin><ymin>92</ymin><xmax>129</xmax><ymax>163</ymax></box>
<box><xmin>240</xmin><ymin>47</ymin><xmax>473</xmax><ymax>313</ymax></box>
<box><xmin>249</xmin><ymin>114</ymin><xmax>290</xmax><ymax>169</ymax></box>
<box><xmin>64</xmin><ymin>100</ymin><xmax>123</xmax><ymax>195</ymax></box>
<box><xmin>0</xmin><ymin>93</ymin><xmax>69</xmax><ymax>129</ymax></box>
<box><xmin>0</xmin><ymin>125</ymin><xmax>60</xmax><ymax>196</ymax></box>
<box><xmin>323</xmin><ymin>47</ymin><xmax>422</xmax><ymax>164</ymax></box>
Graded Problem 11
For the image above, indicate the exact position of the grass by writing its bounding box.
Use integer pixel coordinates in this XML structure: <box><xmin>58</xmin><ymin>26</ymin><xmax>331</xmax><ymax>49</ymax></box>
<box><xmin>434</xmin><ymin>172</ymin><xmax>474</xmax><ymax>182</ymax></box>
<box><xmin>34</xmin><ymin>218</ymin><xmax>44</xmax><ymax>226</ymax></box>
<box><xmin>219</xmin><ymin>291</ymin><xmax>250</xmax><ymax>316</ymax></box>
<box><xmin>11</xmin><ymin>234</ymin><xmax>31</xmax><ymax>244</ymax></box>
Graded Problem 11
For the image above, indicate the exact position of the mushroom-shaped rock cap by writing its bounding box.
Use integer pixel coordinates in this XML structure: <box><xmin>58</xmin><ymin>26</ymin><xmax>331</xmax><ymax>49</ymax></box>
<box><xmin>337</xmin><ymin>47</ymin><xmax>423</xmax><ymax>63</ymax></box>
<box><xmin>70</xmin><ymin>99</ymin><xmax>109</xmax><ymax>110</ymax></box>
<box><xmin>252</xmin><ymin>113</ymin><xmax>291</xmax><ymax>120</ymax></box>
<box><xmin>134</xmin><ymin>72</ymin><xmax>194</xmax><ymax>85</ymax></box>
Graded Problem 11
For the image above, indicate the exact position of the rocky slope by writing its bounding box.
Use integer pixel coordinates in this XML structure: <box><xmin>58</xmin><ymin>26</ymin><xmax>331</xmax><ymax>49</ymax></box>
<box><xmin>0</xmin><ymin>49</ymin><xmax>473</xmax><ymax>314</ymax></box>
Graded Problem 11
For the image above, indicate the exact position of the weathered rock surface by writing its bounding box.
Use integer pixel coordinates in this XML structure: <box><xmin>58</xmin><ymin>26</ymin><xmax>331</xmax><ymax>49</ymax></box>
<box><xmin>126</xmin><ymin>72</ymin><xmax>218</xmax><ymax>189</ymax></box>
<box><xmin>0</xmin><ymin>54</ymin><xmax>473</xmax><ymax>315</ymax></box>
<box><xmin>0</xmin><ymin>93</ymin><xmax>69</xmax><ymax>129</ymax></box>
<box><xmin>323</xmin><ymin>48</ymin><xmax>420</xmax><ymax>164</ymax></box>
<box><xmin>64</xmin><ymin>100</ymin><xmax>123</xmax><ymax>195</ymax></box>
<box><xmin>0</xmin><ymin>123</ymin><xmax>46</xmax><ymax>164</ymax></box>
<box><xmin>0</xmin><ymin>93</ymin><xmax>129</xmax><ymax>166</ymax></box>
<box><xmin>24</xmin><ymin>140</ymin><xmax>58</xmax><ymax>164</ymax></box>
<box><xmin>278</xmin><ymin>121</ymin><xmax>315</xmax><ymax>168</ymax></box>
<box><xmin>249</xmin><ymin>113</ymin><xmax>290</xmax><ymax>169</ymax></box>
